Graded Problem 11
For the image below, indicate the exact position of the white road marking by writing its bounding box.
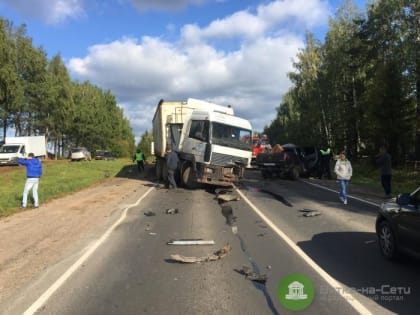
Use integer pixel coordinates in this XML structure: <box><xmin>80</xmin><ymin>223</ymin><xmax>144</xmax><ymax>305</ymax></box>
<box><xmin>301</xmin><ymin>179</ymin><xmax>381</xmax><ymax>207</ymax></box>
<box><xmin>235</xmin><ymin>187</ymin><xmax>373</xmax><ymax>315</ymax></box>
<box><xmin>23</xmin><ymin>186</ymin><xmax>155</xmax><ymax>315</ymax></box>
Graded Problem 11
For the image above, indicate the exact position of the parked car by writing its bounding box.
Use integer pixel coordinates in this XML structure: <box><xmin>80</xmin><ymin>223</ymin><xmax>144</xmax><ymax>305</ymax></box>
<box><xmin>71</xmin><ymin>147</ymin><xmax>91</xmax><ymax>161</ymax></box>
<box><xmin>94</xmin><ymin>150</ymin><xmax>116</xmax><ymax>160</ymax></box>
<box><xmin>376</xmin><ymin>187</ymin><xmax>420</xmax><ymax>260</ymax></box>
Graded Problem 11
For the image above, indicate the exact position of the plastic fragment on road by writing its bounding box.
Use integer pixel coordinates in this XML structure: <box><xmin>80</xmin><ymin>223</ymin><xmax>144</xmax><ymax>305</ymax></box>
<box><xmin>236</xmin><ymin>265</ymin><xmax>268</xmax><ymax>284</ymax></box>
<box><xmin>216</xmin><ymin>194</ymin><xmax>240</xmax><ymax>202</ymax></box>
<box><xmin>167</xmin><ymin>239</ymin><xmax>215</xmax><ymax>245</ymax></box>
<box><xmin>165</xmin><ymin>208</ymin><xmax>179</xmax><ymax>214</ymax></box>
<box><xmin>299</xmin><ymin>209</ymin><xmax>321</xmax><ymax>217</ymax></box>
<box><xmin>144</xmin><ymin>211</ymin><xmax>156</xmax><ymax>216</ymax></box>
<box><xmin>169</xmin><ymin>243</ymin><xmax>232</xmax><ymax>264</ymax></box>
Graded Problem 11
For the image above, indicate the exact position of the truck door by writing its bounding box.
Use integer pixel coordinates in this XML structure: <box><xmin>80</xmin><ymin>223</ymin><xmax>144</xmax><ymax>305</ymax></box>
<box><xmin>183</xmin><ymin>120</ymin><xmax>209</xmax><ymax>163</ymax></box>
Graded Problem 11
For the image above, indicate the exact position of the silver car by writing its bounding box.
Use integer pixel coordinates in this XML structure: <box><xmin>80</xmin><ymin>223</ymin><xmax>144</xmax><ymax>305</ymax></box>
<box><xmin>71</xmin><ymin>147</ymin><xmax>92</xmax><ymax>161</ymax></box>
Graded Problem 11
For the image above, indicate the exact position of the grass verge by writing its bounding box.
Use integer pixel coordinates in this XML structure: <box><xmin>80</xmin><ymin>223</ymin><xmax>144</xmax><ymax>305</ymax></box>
<box><xmin>0</xmin><ymin>159</ymin><xmax>133</xmax><ymax>217</ymax></box>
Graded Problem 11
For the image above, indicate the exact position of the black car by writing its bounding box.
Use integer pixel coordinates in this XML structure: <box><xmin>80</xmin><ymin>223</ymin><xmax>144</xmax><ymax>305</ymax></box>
<box><xmin>376</xmin><ymin>187</ymin><xmax>420</xmax><ymax>260</ymax></box>
<box><xmin>256</xmin><ymin>144</ymin><xmax>319</xmax><ymax>180</ymax></box>
<box><xmin>94</xmin><ymin>150</ymin><xmax>116</xmax><ymax>160</ymax></box>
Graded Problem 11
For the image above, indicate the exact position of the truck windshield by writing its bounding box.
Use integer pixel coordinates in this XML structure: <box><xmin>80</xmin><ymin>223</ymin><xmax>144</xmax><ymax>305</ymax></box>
<box><xmin>0</xmin><ymin>145</ymin><xmax>20</xmax><ymax>153</ymax></box>
<box><xmin>211</xmin><ymin>122</ymin><xmax>252</xmax><ymax>151</ymax></box>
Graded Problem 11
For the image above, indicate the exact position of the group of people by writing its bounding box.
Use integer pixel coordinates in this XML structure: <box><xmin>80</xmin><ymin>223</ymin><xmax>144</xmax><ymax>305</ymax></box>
<box><xmin>317</xmin><ymin>144</ymin><xmax>392</xmax><ymax>205</ymax></box>
<box><xmin>15</xmin><ymin>142</ymin><xmax>393</xmax><ymax>209</ymax></box>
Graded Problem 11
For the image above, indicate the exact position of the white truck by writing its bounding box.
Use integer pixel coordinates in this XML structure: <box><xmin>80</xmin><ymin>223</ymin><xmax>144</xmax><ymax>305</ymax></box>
<box><xmin>0</xmin><ymin>136</ymin><xmax>47</xmax><ymax>166</ymax></box>
<box><xmin>152</xmin><ymin>98</ymin><xmax>253</xmax><ymax>188</ymax></box>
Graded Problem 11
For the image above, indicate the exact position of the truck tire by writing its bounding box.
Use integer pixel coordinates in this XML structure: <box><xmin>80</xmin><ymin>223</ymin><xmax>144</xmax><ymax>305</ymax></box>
<box><xmin>182</xmin><ymin>164</ymin><xmax>197</xmax><ymax>189</ymax></box>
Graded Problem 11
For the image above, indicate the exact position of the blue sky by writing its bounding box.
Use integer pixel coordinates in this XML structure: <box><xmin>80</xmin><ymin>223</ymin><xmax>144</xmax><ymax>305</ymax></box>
<box><xmin>0</xmin><ymin>0</ymin><xmax>366</xmax><ymax>140</ymax></box>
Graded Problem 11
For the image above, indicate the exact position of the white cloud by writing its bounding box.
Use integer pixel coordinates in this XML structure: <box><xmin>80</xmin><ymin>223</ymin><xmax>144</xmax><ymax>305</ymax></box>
<box><xmin>0</xmin><ymin>0</ymin><xmax>85</xmax><ymax>24</ymax></box>
<box><xmin>68</xmin><ymin>0</ymin><xmax>331</xmax><ymax>138</ymax></box>
<box><xmin>130</xmin><ymin>0</ymin><xmax>207</xmax><ymax>11</ymax></box>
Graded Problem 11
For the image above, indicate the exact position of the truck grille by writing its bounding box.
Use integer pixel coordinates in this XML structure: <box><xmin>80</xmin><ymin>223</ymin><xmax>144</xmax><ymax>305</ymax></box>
<box><xmin>211</xmin><ymin>152</ymin><xmax>248</xmax><ymax>166</ymax></box>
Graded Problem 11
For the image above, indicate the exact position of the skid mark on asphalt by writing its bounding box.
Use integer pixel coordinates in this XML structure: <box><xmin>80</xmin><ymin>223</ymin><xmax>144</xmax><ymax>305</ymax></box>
<box><xmin>217</xmin><ymin>200</ymin><xmax>280</xmax><ymax>315</ymax></box>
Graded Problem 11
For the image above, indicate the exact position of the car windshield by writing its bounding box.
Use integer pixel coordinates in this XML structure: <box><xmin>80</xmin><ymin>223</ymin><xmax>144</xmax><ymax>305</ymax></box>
<box><xmin>211</xmin><ymin>122</ymin><xmax>252</xmax><ymax>151</ymax></box>
<box><xmin>0</xmin><ymin>145</ymin><xmax>20</xmax><ymax>153</ymax></box>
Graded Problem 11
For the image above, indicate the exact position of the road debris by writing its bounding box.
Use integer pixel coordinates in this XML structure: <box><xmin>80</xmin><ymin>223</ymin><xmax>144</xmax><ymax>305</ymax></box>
<box><xmin>299</xmin><ymin>209</ymin><xmax>321</xmax><ymax>217</ymax></box>
<box><xmin>165</xmin><ymin>208</ymin><xmax>179</xmax><ymax>215</ymax></box>
<box><xmin>167</xmin><ymin>239</ymin><xmax>215</xmax><ymax>245</ymax></box>
<box><xmin>231</xmin><ymin>226</ymin><xmax>238</xmax><ymax>234</ymax></box>
<box><xmin>235</xmin><ymin>265</ymin><xmax>268</xmax><ymax>284</ymax></box>
<box><xmin>144</xmin><ymin>211</ymin><xmax>156</xmax><ymax>216</ymax></box>
<box><xmin>216</xmin><ymin>194</ymin><xmax>241</xmax><ymax>202</ymax></box>
<box><xmin>149</xmin><ymin>232</ymin><xmax>157</xmax><ymax>236</ymax></box>
<box><xmin>169</xmin><ymin>243</ymin><xmax>232</xmax><ymax>263</ymax></box>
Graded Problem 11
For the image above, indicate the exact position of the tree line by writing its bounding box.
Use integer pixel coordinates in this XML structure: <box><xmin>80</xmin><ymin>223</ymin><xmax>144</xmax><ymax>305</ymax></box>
<box><xmin>264</xmin><ymin>0</ymin><xmax>419</xmax><ymax>165</ymax></box>
<box><xmin>0</xmin><ymin>18</ymin><xmax>135</xmax><ymax>158</ymax></box>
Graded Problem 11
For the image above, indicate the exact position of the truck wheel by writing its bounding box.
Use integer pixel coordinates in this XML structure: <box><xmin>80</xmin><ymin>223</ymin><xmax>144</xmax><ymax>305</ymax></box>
<box><xmin>289</xmin><ymin>167</ymin><xmax>300</xmax><ymax>180</ymax></box>
<box><xmin>182</xmin><ymin>164</ymin><xmax>197</xmax><ymax>189</ymax></box>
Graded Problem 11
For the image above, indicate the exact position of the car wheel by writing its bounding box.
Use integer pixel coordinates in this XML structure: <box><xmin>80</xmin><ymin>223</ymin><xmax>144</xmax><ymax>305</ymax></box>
<box><xmin>378</xmin><ymin>221</ymin><xmax>398</xmax><ymax>260</ymax></box>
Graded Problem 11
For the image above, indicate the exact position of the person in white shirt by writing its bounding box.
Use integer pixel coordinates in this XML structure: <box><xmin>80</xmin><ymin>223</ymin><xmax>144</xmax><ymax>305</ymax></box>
<box><xmin>334</xmin><ymin>151</ymin><xmax>353</xmax><ymax>204</ymax></box>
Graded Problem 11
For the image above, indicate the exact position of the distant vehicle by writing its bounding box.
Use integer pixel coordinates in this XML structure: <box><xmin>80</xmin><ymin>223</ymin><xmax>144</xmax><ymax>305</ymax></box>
<box><xmin>71</xmin><ymin>147</ymin><xmax>91</xmax><ymax>161</ymax></box>
<box><xmin>94</xmin><ymin>150</ymin><xmax>116</xmax><ymax>160</ymax></box>
<box><xmin>256</xmin><ymin>144</ymin><xmax>319</xmax><ymax>180</ymax></box>
<box><xmin>0</xmin><ymin>136</ymin><xmax>47</xmax><ymax>166</ymax></box>
<box><xmin>376</xmin><ymin>187</ymin><xmax>420</xmax><ymax>260</ymax></box>
<box><xmin>252</xmin><ymin>134</ymin><xmax>270</xmax><ymax>163</ymax></box>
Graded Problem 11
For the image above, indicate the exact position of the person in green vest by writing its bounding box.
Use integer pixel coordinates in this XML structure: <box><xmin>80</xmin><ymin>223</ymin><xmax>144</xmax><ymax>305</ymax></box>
<box><xmin>318</xmin><ymin>144</ymin><xmax>332</xmax><ymax>179</ymax></box>
<box><xmin>133</xmin><ymin>149</ymin><xmax>146</xmax><ymax>173</ymax></box>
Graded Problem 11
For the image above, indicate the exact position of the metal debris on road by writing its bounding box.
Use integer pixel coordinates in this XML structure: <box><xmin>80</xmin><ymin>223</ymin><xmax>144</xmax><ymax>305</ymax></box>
<box><xmin>165</xmin><ymin>208</ymin><xmax>179</xmax><ymax>215</ymax></box>
<box><xmin>149</xmin><ymin>232</ymin><xmax>157</xmax><ymax>236</ymax></box>
<box><xmin>169</xmin><ymin>243</ymin><xmax>232</xmax><ymax>263</ymax></box>
<box><xmin>236</xmin><ymin>265</ymin><xmax>268</xmax><ymax>284</ymax></box>
<box><xmin>144</xmin><ymin>211</ymin><xmax>156</xmax><ymax>216</ymax></box>
<box><xmin>167</xmin><ymin>239</ymin><xmax>215</xmax><ymax>245</ymax></box>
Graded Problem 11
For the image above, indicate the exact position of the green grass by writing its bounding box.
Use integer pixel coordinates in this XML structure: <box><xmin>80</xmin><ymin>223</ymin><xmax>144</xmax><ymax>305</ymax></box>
<box><xmin>350</xmin><ymin>159</ymin><xmax>419</xmax><ymax>195</ymax></box>
<box><xmin>0</xmin><ymin>159</ymin><xmax>133</xmax><ymax>217</ymax></box>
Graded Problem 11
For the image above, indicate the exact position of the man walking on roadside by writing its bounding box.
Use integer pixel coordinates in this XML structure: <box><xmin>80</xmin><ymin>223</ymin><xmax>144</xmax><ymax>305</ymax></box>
<box><xmin>165</xmin><ymin>146</ymin><xmax>179</xmax><ymax>189</ymax></box>
<box><xmin>133</xmin><ymin>149</ymin><xmax>146</xmax><ymax>173</ymax></box>
<box><xmin>376</xmin><ymin>144</ymin><xmax>392</xmax><ymax>198</ymax></box>
<box><xmin>19</xmin><ymin>152</ymin><xmax>43</xmax><ymax>208</ymax></box>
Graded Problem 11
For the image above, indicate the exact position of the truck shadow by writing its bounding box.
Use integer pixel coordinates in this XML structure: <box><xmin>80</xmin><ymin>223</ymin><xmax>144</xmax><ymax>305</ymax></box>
<box><xmin>297</xmin><ymin>231</ymin><xmax>419</xmax><ymax>314</ymax></box>
<box><xmin>115</xmin><ymin>164</ymin><xmax>158</xmax><ymax>181</ymax></box>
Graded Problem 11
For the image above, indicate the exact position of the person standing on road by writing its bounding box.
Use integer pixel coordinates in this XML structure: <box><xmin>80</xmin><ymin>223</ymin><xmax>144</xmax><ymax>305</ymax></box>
<box><xmin>334</xmin><ymin>151</ymin><xmax>352</xmax><ymax>205</ymax></box>
<box><xmin>133</xmin><ymin>149</ymin><xmax>146</xmax><ymax>173</ymax></box>
<box><xmin>165</xmin><ymin>146</ymin><xmax>179</xmax><ymax>189</ymax></box>
<box><xmin>18</xmin><ymin>152</ymin><xmax>43</xmax><ymax>208</ymax></box>
<box><xmin>318</xmin><ymin>144</ymin><xmax>332</xmax><ymax>179</ymax></box>
<box><xmin>376</xmin><ymin>144</ymin><xmax>392</xmax><ymax>198</ymax></box>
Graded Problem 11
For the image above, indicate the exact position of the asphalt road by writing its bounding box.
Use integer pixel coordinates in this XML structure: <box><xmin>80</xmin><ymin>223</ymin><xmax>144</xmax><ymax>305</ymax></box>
<box><xmin>16</xmin><ymin>171</ymin><xmax>420</xmax><ymax>315</ymax></box>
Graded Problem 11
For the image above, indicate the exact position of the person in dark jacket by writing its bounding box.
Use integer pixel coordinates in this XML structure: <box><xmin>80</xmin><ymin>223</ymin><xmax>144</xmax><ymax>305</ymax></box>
<box><xmin>318</xmin><ymin>145</ymin><xmax>332</xmax><ymax>179</ymax></box>
<box><xmin>18</xmin><ymin>152</ymin><xmax>43</xmax><ymax>208</ymax></box>
<box><xmin>376</xmin><ymin>144</ymin><xmax>392</xmax><ymax>198</ymax></box>
<box><xmin>165</xmin><ymin>146</ymin><xmax>179</xmax><ymax>189</ymax></box>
